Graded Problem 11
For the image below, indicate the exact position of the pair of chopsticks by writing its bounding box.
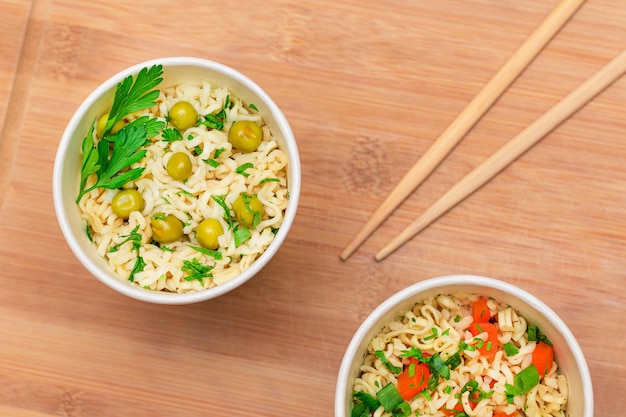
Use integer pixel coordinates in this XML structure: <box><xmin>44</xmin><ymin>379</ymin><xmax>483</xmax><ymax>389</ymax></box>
<box><xmin>341</xmin><ymin>0</ymin><xmax>626</xmax><ymax>262</ymax></box>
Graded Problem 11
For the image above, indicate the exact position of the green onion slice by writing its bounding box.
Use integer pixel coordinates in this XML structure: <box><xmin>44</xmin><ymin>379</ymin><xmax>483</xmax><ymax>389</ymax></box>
<box><xmin>514</xmin><ymin>365</ymin><xmax>540</xmax><ymax>394</ymax></box>
<box><xmin>392</xmin><ymin>401</ymin><xmax>412</xmax><ymax>417</ymax></box>
<box><xmin>377</xmin><ymin>383</ymin><xmax>403</xmax><ymax>412</ymax></box>
<box><xmin>504</xmin><ymin>342</ymin><xmax>519</xmax><ymax>356</ymax></box>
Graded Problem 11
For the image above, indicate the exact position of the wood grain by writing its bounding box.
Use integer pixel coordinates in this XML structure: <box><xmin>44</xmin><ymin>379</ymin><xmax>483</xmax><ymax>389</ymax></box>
<box><xmin>1</xmin><ymin>0</ymin><xmax>625</xmax><ymax>416</ymax></box>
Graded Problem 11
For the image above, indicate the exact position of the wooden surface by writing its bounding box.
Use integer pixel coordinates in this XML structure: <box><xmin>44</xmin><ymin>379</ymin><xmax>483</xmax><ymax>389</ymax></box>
<box><xmin>1</xmin><ymin>0</ymin><xmax>625</xmax><ymax>415</ymax></box>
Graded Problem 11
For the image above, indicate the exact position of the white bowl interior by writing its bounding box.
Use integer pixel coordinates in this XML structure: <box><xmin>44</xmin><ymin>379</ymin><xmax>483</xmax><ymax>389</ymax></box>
<box><xmin>53</xmin><ymin>57</ymin><xmax>301</xmax><ymax>304</ymax></box>
<box><xmin>335</xmin><ymin>275</ymin><xmax>593</xmax><ymax>417</ymax></box>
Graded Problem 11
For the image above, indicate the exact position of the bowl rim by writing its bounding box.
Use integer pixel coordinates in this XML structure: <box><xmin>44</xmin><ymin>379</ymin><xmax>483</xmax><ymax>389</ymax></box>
<box><xmin>52</xmin><ymin>56</ymin><xmax>301</xmax><ymax>304</ymax></box>
<box><xmin>334</xmin><ymin>274</ymin><xmax>593</xmax><ymax>417</ymax></box>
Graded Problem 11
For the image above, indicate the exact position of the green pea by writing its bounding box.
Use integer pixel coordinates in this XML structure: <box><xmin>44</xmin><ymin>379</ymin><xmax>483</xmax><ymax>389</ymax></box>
<box><xmin>169</xmin><ymin>101</ymin><xmax>198</xmax><ymax>130</ymax></box>
<box><xmin>166</xmin><ymin>152</ymin><xmax>193</xmax><ymax>181</ymax></box>
<box><xmin>111</xmin><ymin>189</ymin><xmax>144</xmax><ymax>219</ymax></box>
<box><xmin>150</xmin><ymin>213</ymin><xmax>184</xmax><ymax>244</ymax></box>
<box><xmin>228</xmin><ymin>121</ymin><xmax>263</xmax><ymax>153</ymax></box>
<box><xmin>232</xmin><ymin>193</ymin><xmax>264</xmax><ymax>228</ymax></box>
<box><xmin>196</xmin><ymin>218</ymin><xmax>224</xmax><ymax>250</ymax></box>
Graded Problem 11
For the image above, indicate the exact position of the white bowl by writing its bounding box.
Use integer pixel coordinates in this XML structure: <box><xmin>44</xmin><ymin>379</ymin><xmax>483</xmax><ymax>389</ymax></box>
<box><xmin>335</xmin><ymin>275</ymin><xmax>593</xmax><ymax>417</ymax></box>
<box><xmin>53</xmin><ymin>57</ymin><xmax>301</xmax><ymax>304</ymax></box>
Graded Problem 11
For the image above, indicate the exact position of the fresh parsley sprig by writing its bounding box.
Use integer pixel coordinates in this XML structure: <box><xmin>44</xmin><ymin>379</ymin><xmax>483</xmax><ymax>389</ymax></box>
<box><xmin>105</xmin><ymin>65</ymin><xmax>163</xmax><ymax>136</ymax></box>
<box><xmin>76</xmin><ymin>64</ymin><xmax>164</xmax><ymax>203</ymax></box>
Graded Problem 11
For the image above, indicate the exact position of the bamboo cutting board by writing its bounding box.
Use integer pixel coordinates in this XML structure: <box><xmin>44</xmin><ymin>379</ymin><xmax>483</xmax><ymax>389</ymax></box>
<box><xmin>1</xmin><ymin>0</ymin><xmax>625</xmax><ymax>416</ymax></box>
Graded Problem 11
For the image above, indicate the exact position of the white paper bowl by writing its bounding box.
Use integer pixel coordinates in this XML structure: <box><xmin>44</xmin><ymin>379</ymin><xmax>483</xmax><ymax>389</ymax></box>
<box><xmin>335</xmin><ymin>275</ymin><xmax>593</xmax><ymax>417</ymax></box>
<box><xmin>53</xmin><ymin>57</ymin><xmax>301</xmax><ymax>304</ymax></box>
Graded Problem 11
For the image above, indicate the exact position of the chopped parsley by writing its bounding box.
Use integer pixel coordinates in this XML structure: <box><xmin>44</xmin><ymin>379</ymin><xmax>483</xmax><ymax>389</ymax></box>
<box><xmin>233</xmin><ymin>226</ymin><xmax>251</xmax><ymax>247</ymax></box>
<box><xmin>204</xmin><ymin>158</ymin><xmax>220</xmax><ymax>168</ymax></box>
<box><xmin>200</xmin><ymin>113</ymin><xmax>224</xmax><ymax>130</ymax></box>
<box><xmin>161</xmin><ymin>127</ymin><xmax>183</xmax><ymax>142</ymax></box>
<box><xmin>109</xmin><ymin>225</ymin><xmax>143</xmax><ymax>253</ymax></box>
<box><xmin>176</xmin><ymin>190</ymin><xmax>194</xmax><ymax>198</ymax></box>
<box><xmin>259</xmin><ymin>177</ymin><xmax>280</xmax><ymax>185</ymax></box>
<box><xmin>188</xmin><ymin>244</ymin><xmax>222</xmax><ymax>260</ymax></box>
<box><xmin>181</xmin><ymin>258</ymin><xmax>213</xmax><ymax>282</ymax></box>
<box><xmin>236</xmin><ymin>162</ymin><xmax>254</xmax><ymax>177</ymax></box>
<box><xmin>128</xmin><ymin>256</ymin><xmax>146</xmax><ymax>282</ymax></box>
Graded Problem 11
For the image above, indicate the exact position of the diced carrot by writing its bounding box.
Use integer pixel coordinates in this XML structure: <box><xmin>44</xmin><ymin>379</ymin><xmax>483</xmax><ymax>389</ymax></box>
<box><xmin>493</xmin><ymin>412</ymin><xmax>518</xmax><ymax>417</ymax></box>
<box><xmin>472</xmin><ymin>298</ymin><xmax>491</xmax><ymax>322</ymax></box>
<box><xmin>396</xmin><ymin>358</ymin><xmax>431</xmax><ymax>401</ymax></box>
<box><xmin>469</xmin><ymin>322</ymin><xmax>499</xmax><ymax>360</ymax></box>
<box><xmin>531</xmin><ymin>341</ymin><xmax>554</xmax><ymax>377</ymax></box>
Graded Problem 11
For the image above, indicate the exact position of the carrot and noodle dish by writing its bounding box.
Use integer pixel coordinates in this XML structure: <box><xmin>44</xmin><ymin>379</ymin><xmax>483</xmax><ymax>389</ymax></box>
<box><xmin>351</xmin><ymin>293</ymin><xmax>568</xmax><ymax>417</ymax></box>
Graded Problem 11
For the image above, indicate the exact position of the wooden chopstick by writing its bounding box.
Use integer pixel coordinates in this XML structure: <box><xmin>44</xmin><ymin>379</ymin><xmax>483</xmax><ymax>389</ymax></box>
<box><xmin>375</xmin><ymin>48</ymin><xmax>626</xmax><ymax>261</ymax></box>
<box><xmin>339</xmin><ymin>0</ymin><xmax>587</xmax><ymax>261</ymax></box>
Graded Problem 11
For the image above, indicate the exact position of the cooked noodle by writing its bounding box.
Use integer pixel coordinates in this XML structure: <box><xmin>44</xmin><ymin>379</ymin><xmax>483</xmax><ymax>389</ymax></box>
<box><xmin>353</xmin><ymin>293</ymin><xmax>568</xmax><ymax>417</ymax></box>
<box><xmin>78</xmin><ymin>81</ymin><xmax>288</xmax><ymax>293</ymax></box>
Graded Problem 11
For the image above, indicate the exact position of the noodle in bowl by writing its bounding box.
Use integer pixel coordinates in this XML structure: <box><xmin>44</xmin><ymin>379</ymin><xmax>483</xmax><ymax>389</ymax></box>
<box><xmin>53</xmin><ymin>57</ymin><xmax>301</xmax><ymax>304</ymax></box>
<box><xmin>335</xmin><ymin>275</ymin><xmax>593</xmax><ymax>417</ymax></box>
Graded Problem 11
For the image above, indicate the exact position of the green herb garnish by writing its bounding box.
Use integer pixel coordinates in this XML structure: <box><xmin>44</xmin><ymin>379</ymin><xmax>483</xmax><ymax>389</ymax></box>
<box><xmin>527</xmin><ymin>325</ymin><xmax>553</xmax><ymax>346</ymax></box>
<box><xmin>423</xmin><ymin>327</ymin><xmax>439</xmax><ymax>341</ymax></box>
<box><xmin>181</xmin><ymin>258</ymin><xmax>213</xmax><ymax>282</ymax></box>
<box><xmin>85</xmin><ymin>220</ymin><xmax>93</xmax><ymax>242</ymax></box>
<box><xmin>109</xmin><ymin>225</ymin><xmax>142</xmax><ymax>252</ymax></box>
<box><xmin>200</xmin><ymin>113</ymin><xmax>224</xmax><ymax>130</ymax></box>
<box><xmin>514</xmin><ymin>365</ymin><xmax>540</xmax><ymax>395</ymax></box>
<box><xmin>203</xmin><ymin>158</ymin><xmax>219</xmax><ymax>168</ymax></box>
<box><xmin>176</xmin><ymin>190</ymin><xmax>194</xmax><ymax>198</ymax></box>
<box><xmin>211</xmin><ymin>195</ymin><xmax>234</xmax><ymax>228</ymax></box>
<box><xmin>236</xmin><ymin>162</ymin><xmax>254</xmax><ymax>177</ymax></box>
<box><xmin>162</xmin><ymin>127</ymin><xmax>183</xmax><ymax>142</ymax></box>
<box><xmin>249</xmin><ymin>103</ymin><xmax>258</xmax><ymax>111</ymax></box>
<box><xmin>233</xmin><ymin>226</ymin><xmax>251</xmax><ymax>247</ymax></box>
<box><xmin>188</xmin><ymin>244</ymin><xmax>222</xmax><ymax>260</ymax></box>
<box><xmin>213</xmin><ymin>147</ymin><xmax>226</xmax><ymax>158</ymax></box>
<box><xmin>76</xmin><ymin>64</ymin><xmax>163</xmax><ymax>203</ymax></box>
<box><xmin>258</xmin><ymin>177</ymin><xmax>281</xmax><ymax>185</ymax></box>
<box><xmin>374</xmin><ymin>350</ymin><xmax>402</xmax><ymax>374</ymax></box>
<box><xmin>377</xmin><ymin>383</ymin><xmax>403</xmax><ymax>412</ymax></box>
<box><xmin>504</xmin><ymin>342</ymin><xmax>519</xmax><ymax>356</ymax></box>
<box><xmin>352</xmin><ymin>392</ymin><xmax>380</xmax><ymax>413</ymax></box>
<box><xmin>128</xmin><ymin>255</ymin><xmax>146</xmax><ymax>282</ymax></box>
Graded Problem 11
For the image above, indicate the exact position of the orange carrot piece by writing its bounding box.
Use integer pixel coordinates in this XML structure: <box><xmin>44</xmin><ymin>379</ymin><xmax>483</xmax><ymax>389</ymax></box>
<box><xmin>396</xmin><ymin>358</ymin><xmax>431</xmax><ymax>401</ymax></box>
<box><xmin>469</xmin><ymin>322</ymin><xmax>499</xmax><ymax>360</ymax></box>
<box><xmin>472</xmin><ymin>298</ymin><xmax>491</xmax><ymax>322</ymax></box>
<box><xmin>532</xmin><ymin>341</ymin><xmax>554</xmax><ymax>377</ymax></box>
<box><xmin>493</xmin><ymin>412</ymin><xmax>518</xmax><ymax>417</ymax></box>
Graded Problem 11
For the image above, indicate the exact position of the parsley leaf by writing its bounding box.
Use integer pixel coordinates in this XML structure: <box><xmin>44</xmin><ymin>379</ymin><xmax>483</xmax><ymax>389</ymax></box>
<box><xmin>105</xmin><ymin>65</ymin><xmax>163</xmax><ymax>136</ymax></box>
<box><xmin>211</xmin><ymin>195</ymin><xmax>234</xmax><ymax>229</ymax></box>
<box><xmin>233</xmin><ymin>225</ymin><xmax>251</xmax><ymax>247</ymax></box>
<box><xmin>161</xmin><ymin>127</ymin><xmax>183</xmax><ymax>142</ymax></box>
<box><xmin>188</xmin><ymin>244</ymin><xmax>222</xmax><ymax>260</ymax></box>
<box><xmin>77</xmin><ymin>65</ymin><xmax>163</xmax><ymax>203</ymax></box>
<box><xmin>200</xmin><ymin>113</ymin><xmax>224</xmax><ymax>130</ymax></box>
<box><xmin>109</xmin><ymin>225</ymin><xmax>143</xmax><ymax>252</ymax></box>
<box><xmin>128</xmin><ymin>256</ymin><xmax>146</xmax><ymax>282</ymax></box>
<box><xmin>182</xmin><ymin>258</ymin><xmax>213</xmax><ymax>282</ymax></box>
